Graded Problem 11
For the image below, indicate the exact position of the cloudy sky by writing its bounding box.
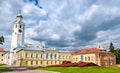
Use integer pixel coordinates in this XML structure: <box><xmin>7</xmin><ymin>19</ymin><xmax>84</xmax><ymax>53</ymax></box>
<box><xmin>0</xmin><ymin>0</ymin><xmax>120</xmax><ymax>51</ymax></box>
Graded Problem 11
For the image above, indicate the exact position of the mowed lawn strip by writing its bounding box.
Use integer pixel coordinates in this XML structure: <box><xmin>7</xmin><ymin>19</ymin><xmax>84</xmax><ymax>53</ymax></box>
<box><xmin>36</xmin><ymin>66</ymin><xmax>120</xmax><ymax>73</ymax></box>
<box><xmin>0</xmin><ymin>64</ymin><xmax>6</xmax><ymax>66</ymax></box>
<box><xmin>0</xmin><ymin>64</ymin><xmax>12</xmax><ymax>72</ymax></box>
<box><xmin>0</xmin><ymin>67</ymin><xmax>12</xmax><ymax>72</ymax></box>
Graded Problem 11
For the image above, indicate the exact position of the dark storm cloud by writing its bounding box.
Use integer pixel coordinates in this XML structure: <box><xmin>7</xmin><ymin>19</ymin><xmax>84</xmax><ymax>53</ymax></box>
<box><xmin>74</xmin><ymin>16</ymin><xmax>120</xmax><ymax>43</ymax></box>
<box><xmin>1</xmin><ymin>0</ymin><xmax>120</xmax><ymax>50</ymax></box>
<box><xmin>31</xmin><ymin>37</ymin><xmax>70</xmax><ymax>48</ymax></box>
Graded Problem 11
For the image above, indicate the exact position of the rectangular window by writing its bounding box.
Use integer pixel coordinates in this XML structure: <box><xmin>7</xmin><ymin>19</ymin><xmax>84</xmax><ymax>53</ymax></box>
<box><xmin>26</xmin><ymin>61</ymin><xmax>28</xmax><ymax>65</ymax></box>
<box><xmin>69</xmin><ymin>56</ymin><xmax>71</xmax><ymax>59</ymax></box>
<box><xmin>51</xmin><ymin>61</ymin><xmax>53</xmax><ymax>64</ymax></box>
<box><xmin>80</xmin><ymin>55</ymin><xmax>83</xmax><ymax>61</ymax></box>
<box><xmin>41</xmin><ymin>61</ymin><xmax>42</xmax><ymax>65</ymax></box>
<box><xmin>46</xmin><ymin>61</ymin><xmax>48</xmax><ymax>65</ymax></box>
<box><xmin>16</xmin><ymin>25</ymin><xmax>17</xmax><ymax>28</ymax></box>
<box><xmin>36</xmin><ymin>61</ymin><xmax>38</xmax><ymax>64</ymax></box>
<box><xmin>31</xmin><ymin>53</ymin><xmax>33</xmax><ymax>58</ymax></box>
<box><xmin>46</xmin><ymin>53</ymin><xmax>48</xmax><ymax>59</ymax></box>
<box><xmin>85</xmin><ymin>57</ymin><xmax>87</xmax><ymax>61</ymax></box>
<box><xmin>76</xmin><ymin>58</ymin><xmax>77</xmax><ymax>61</ymax></box>
<box><xmin>31</xmin><ymin>61</ymin><xmax>33</xmax><ymax>65</ymax></box>
<box><xmin>40</xmin><ymin>54</ymin><xmax>43</xmax><ymax>59</ymax></box>
<box><xmin>88</xmin><ymin>57</ymin><xmax>90</xmax><ymax>61</ymax></box>
<box><xmin>36</xmin><ymin>53</ymin><xmax>38</xmax><ymax>58</ymax></box>
<box><xmin>20</xmin><ymin>25</ymin><xmax>22</xmax><ymax>28</ymax></box>
<box><xmin>59</xmin><ymin>55</ymin><xmax>61</xmax><ymax>59</ymax></box>
<box><xmin>25</xmin><ymin>53</ymin><xmax>28</xmax><ymax>58</ymax></box>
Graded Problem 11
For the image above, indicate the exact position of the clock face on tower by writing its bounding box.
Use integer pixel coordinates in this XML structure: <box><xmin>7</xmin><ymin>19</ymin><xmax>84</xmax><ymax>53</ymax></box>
<box><xmin>19</xmin><ymin>29</ymin><xmax>22</xmax><ymax>33</ymax></box>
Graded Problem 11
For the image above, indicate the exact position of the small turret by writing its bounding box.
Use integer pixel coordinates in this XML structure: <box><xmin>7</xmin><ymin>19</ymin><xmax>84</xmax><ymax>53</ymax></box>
<box><xmin>38</xmin><ymin>42</ymin><xmax>44</xmax><ymax>49</ymax></box>
<box><xmin>97</xmin><ymin>43</ymin><xmax>104</xmax><ymax>50</ymax></box>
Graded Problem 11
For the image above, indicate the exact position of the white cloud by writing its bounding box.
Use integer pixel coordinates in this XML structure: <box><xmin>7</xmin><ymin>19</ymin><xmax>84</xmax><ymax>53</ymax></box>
<box><xmin>1</xmin><ymin>0</ymin><xmax>120</xmax><ymax>51</ymax></box>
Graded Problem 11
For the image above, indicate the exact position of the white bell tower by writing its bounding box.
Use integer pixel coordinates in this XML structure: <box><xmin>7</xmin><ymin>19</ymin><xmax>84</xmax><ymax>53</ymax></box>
<box><xmin>9</xmin><ymin>10</ymin><xmax>25</xmax><ymax>65</ymax></box>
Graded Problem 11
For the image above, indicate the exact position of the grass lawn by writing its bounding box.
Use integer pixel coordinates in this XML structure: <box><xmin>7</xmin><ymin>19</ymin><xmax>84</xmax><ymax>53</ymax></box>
<box><xmin>0</xmin><ymin>64</ymin><xmax>6</xmax><ymax>66</ymax></box>
<box><xmin>36</xmin><ymin>66</ymin><xmax>120</xmax><ymax>73</ymax></box>
<box><xmin>0</xmin><ymin>64</ymin><xmax>12</xmax><ymax>72</ymax></box>
<box><xmin>0</xmin><ymin>67</ymin><xmax>12</xmax><ymax>72</ymax></box>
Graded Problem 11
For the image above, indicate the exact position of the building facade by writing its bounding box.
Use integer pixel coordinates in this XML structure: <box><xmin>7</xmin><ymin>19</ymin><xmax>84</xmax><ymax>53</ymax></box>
<box><xmin>72</xmin><ymin>46</ymin><xmax>116</xmax><ymax>66</ymax></box>
<box><xmin>15</xmin><ymin>49</ymin><xmax>72</xmax><ymax>66</ymax></box>
<box><xmin>0</xmin><ymin>48</ymin><xmax>9</xmax><ymax>64</ymax></box>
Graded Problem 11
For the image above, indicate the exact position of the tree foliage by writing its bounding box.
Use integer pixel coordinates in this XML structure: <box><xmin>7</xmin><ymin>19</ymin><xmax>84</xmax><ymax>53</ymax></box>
<box><xmin>109</xmin><ymin>42</ymin><xmax>120</xmax><ymax>64</ymax></box>
<box><xmin>0</xmin><ymin>36</ymin><xmax>4</xmax><ymax>45</ymax></box>
<box><xmin>109</xmin><ymin>42</ymin><xmax>115</xmax><ymax>52</ymax></box>
<box><xmin>114</xmin><ymin>49</ymin><xmax>120</xmax><ymax>64</ymax></box>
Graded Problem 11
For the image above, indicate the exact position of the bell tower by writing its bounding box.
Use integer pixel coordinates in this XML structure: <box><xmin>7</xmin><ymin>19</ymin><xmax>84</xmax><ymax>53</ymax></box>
<box><xmin>11</xmin><ymin>10</ymin><xmax>25</xmax><ymax>51</ymax></box>
<box><xmin>9</xmin><ymin>10</ymin><xmax>25</xmax><ymax>65</ymax></box>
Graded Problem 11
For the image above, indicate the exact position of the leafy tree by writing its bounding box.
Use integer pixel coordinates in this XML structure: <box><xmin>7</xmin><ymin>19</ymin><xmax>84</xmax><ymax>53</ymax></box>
<box><xmin>109</xmin><ymin>42</ymin><xmax>120</xmax><ymax>64</ymax></box>
<box><xmin>109</xmin><ymin>42</ymin><xmax>115</xmax><ymax>52</ymax></box>
<box><xmin>114</xmin><ymin>48</ymin><xmax>120</xmax><ymax>64</ymax></box>
<box><xmin>0</xmin><ymin>36</ymin><xmax>4</xmax><ymax>45</ymax></box>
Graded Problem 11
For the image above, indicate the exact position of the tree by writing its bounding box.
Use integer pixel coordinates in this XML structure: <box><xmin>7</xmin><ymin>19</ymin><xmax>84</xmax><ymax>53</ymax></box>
<box><xmin>108</xmin><ymin>42</ymin><xmax>120</xmax><ymax>64</ymax></box>
<box><xmin>114</xmin><ymin>48</ymin><xmax>120</xmax><ymax>64</ymax></box>
<box><xmin>0</xmin><ymin>36</ymin><xmax>4</xmax><ymax>45</ymax></box>
<box><xmin>109</xmin><ymin>42</ymin><xmax>115</xmax><ymax>52</ymax></box>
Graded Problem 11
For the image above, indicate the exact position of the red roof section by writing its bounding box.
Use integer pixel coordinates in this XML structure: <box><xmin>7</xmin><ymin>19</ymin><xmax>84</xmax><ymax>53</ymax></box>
<box><xmin>72</xmin><ymin>48</ymin><xmax>111</xmax><ymax>55</ymax></box>
<box><xmin>0</xmin><ymin>48</ymin><xmax>4</xmax><ymax>51</ymax></box>
<box><xmin>50</xmin><ymin>61</ymin><xmax>98</xmax><ymax>67</ymax></box>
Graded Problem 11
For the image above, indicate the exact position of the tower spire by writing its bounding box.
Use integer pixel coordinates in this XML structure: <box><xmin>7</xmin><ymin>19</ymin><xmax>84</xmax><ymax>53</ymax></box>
<box><xmin>17</xmin><ymin>10</ymin><xmax>23</xmax><ymax>18</ymax></box>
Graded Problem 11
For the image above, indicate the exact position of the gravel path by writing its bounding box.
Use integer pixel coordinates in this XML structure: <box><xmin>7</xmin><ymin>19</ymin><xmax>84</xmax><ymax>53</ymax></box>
<box><xmin>1</xmin><ymin>66</ymin><xmax>60</xmax><ymax>73</ymax></box>
<box><xmin>2</xmin><ymin>70</ymin><xmax>59</xmax><ymax>73</ymax></box>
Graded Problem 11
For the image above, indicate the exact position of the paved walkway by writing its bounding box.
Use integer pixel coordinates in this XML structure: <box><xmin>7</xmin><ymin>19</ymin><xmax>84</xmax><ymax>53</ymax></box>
<box><xmin>1</xmin><ymin>66</ymin><xmax>60</xmax><ymax>73</ymax></box>
<box><xmin>117</xmin><ymin>65</ymin><xmax>120</xmax><ymax>67</ymax></box>
<box><xmin>2</xmin><ymin>70</ymin><xmax>59</xmax><ymax>73</ymax></box>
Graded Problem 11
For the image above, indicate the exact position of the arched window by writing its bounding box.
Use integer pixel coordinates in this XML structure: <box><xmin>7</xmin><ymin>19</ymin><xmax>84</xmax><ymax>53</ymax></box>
<box><xmin>20</xmin><ymin>25</ymin><xmax>22</xmax><ymax>28</ymax></box>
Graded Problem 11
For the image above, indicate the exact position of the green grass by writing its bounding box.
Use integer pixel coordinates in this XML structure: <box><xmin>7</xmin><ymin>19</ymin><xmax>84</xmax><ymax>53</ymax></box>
<box><xmin>36</xmin><ymin>66</ymin><xmax>120</xmax><ymax>73</ymax></box>
<box><xmin>0</xmin><ymin>64</ymin><xmax>12</xmax><ymax>72</ymax></box>
<box><xmin>0</xmin><ymin>64</ymin><xmax>6</xmax><ymax>66</ymax></box>
<box><xmin>0</xmin><ymin>67</ymin><xmax>12</xmax><ymax>72</ymax></box>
